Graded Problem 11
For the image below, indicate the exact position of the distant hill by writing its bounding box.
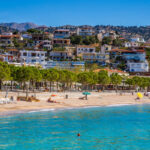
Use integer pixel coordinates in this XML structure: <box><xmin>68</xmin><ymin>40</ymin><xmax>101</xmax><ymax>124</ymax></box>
<box><xmin>1</xmin><ymin>22</ymin><xmax>150</xmax><ymax>41</ymax></box>
<box><xmin>0</xmin><ymin>26</ymin><xmax>17</xmax><ymax>34</ymax></box>
<box><xmin>0</xmin><ymin>22</ymin><xmax>38</xmax><ymax>31</ymax></box>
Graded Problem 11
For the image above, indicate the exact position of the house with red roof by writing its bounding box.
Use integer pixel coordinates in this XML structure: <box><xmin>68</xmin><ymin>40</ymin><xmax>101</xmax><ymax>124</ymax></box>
<box><xmin>0</xmin><ymin>33</ymin><xmax>22</xmax><ymax>47</ymax></box>
<box><xmin>94</xmin><ymin>68</ymin><xmax>129</xmax><ymax>76</ymax></box>
<box><xmin>110</xmin><ymin>48</ymin><xmax>149</xmax><ymax>72</ymax></box>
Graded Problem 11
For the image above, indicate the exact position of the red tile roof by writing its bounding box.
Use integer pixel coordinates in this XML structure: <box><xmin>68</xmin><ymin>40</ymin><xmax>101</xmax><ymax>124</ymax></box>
<box><xmin>0</xmin><ymin>35</ymin><xmax>20</xmax><ymax>38</ymax></box>
<box><xmin>111</xmin><ymin>49</ymin><xmax>145</xmax><ymax>53</ymax></box>
<box><xmin>7</xmin><ymin>49</ymin><xmax>18</xmax><ymax>52</ymax></box>
<box><xmin>77</xmin><ymin>45</ymin><xmax>95</xmax><ymax>48</ymax></box>
<box><xmin>94</xmin><ymin>68</ymin><xmax>128</xmax><ymax>74</ymax></box>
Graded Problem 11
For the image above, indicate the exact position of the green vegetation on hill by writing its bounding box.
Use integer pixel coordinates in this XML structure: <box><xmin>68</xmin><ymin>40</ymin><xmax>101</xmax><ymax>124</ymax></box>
<box><xmin>70</xmin><ymin>35</ymin><xmax>99</xmax><ymax>45</ymax></box>
<box><xmin>27</xmin><ymin>29</ymin><xmax>42</xmax><ymax>33</ymax></box>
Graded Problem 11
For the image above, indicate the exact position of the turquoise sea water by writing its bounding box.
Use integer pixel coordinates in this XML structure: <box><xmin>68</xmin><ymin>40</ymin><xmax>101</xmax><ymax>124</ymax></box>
<box><xmin>0</xmin><ymin>105</ymin><xmax>150</xmax><ymax>150</ymax></box>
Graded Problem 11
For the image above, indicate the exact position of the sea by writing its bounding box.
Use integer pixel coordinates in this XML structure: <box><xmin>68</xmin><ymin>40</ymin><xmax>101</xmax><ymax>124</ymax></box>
<box><xmin>0</xmin><ymin>104</ymin><xmax>150</xmax><ymax>150</ymax></box>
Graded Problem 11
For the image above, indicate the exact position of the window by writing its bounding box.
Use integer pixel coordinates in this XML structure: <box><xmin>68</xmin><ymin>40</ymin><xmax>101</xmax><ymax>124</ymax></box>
<box><xmin>32</xmin><ymin>53</ymin><xmax>36</xmax><ymax>57</ymax></box>
<box><xmin>23</xmin><ymin>53</ymin><xmax>27</xmax><ymax>56</ymax></box>
<box><xmin>90</xmin><ymin>49</ymin><xmax>93</xmax><ymax>52</ymax></box>
<box><xmin>32</xmin><ymin>59</ymin><xmax>36</xmax><ymax>62</ymax></box>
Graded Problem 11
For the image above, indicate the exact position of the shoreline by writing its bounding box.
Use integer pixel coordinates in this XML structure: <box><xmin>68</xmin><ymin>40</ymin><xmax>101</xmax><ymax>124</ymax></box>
<box><xmin>0</xmin><ymin>104</ymin><xmax>138</xmax><ymax>116</ymax></box>
<box><xmin>0</xmin><ymin>92</ymin><xmax>149</xmax><ymax>116</ymax></box>
<box><xmin>1</xmin><ymin>103</ymin><xmax>150</xmax><ymax>117</ymax></box>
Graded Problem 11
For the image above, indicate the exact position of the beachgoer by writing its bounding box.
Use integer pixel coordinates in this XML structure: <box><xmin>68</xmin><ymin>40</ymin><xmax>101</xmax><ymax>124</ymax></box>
<box><xmin>47</xmin><ymin>97</ymin><xmax>52</xmax><ymax>103</ymax></box>
<box><xmin>65</xmin><ymin>94</ymin><xmax>68</xmax><ymax>99</ymax></box>
<box><xmin>135</xmin><ymin>97</ymin><xmax>140</xmax><ymax>101</ymax></box>
<box><xmin>77</xmin><ymin>133</ymin><xmax>80</xmax><ymax>137</ymax></box>
<box><xmin>10</xmin><ymin>96</ymin><xmax>14</xmax><ymax>101</ymax></box>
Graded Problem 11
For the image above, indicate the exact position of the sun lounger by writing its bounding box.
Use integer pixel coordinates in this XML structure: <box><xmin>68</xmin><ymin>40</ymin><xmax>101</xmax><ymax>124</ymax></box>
<box><xmin>17</xmin><ymin>96</ymin><xmax>27</xmax><ymax>101</ymax></box>
<box><xmin>0</xmin><ymin>98</ymin><xmax>15</xmax><ymax>104</ymax></box>
<box><xmin>28</xmin><ymin>97</ymin><xmax>40</xmax><ymax>102</ymax></box>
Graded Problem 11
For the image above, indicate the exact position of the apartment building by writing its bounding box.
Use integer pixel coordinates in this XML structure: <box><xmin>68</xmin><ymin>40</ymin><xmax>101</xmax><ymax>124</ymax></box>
<box><xmin>19</xmin><ymin>50</ymin><xmax>46</xmax><ymax>64</ymax></box>
<box><xmin>54</xmin><ymin>29</ymin><xmax>70</xmax><ymax>39</ymax></box>
<box><xmin>76</xmin><ymin>45</ymin><xmax>96</xmax><ymax>56</ymax></box>
<box><xmin>77</xmin><ymin>27</ymin><xmax>94</xmax><ymax>36</ymax></box>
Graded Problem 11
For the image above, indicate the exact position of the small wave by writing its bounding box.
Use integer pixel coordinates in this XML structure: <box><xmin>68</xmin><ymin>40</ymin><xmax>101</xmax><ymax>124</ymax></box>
<box><xmin>39</xmin><ymin>108</ymin><xmax>55</xmax><ymax>112</ymax></box>
<box><xmin>106</xmin><ymin>104</ymin><xmax>133</xmax><ymax>107</ymax></box>
<box><xmin>28</xmin><ymin>108</ymin><xmax>55</xmax><ymax>113</ymax></box>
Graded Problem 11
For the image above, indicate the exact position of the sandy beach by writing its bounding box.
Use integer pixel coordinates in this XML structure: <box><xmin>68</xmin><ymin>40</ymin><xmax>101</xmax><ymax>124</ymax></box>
<box><xmin>0</xmin><ymin>91</ymin><xmax>149</xmax><ymax>115</ymax></box>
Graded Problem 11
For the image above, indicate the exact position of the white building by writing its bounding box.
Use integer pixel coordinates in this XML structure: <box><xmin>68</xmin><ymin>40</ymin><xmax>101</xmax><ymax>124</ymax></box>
<box><xmin>35</xmin><ymin>40</ymin><xmax>52</xmax><ymax>50</ymax></box>
<box><xmin>76</xmin><ymin>45</ymin><xmax>96</xmax><ymax>56</ymax></box>
<box><xmin>101</xmin><ymin>44</ymin><xmax>112</xmax><ymax>54</ymax></box>
<box><xmin>44</xmin><ymin>61</ymin><xmax>85</xmax><ymax>70</ymax></box>
<box><xmin>102</xmin><ymin>32</ymin><xmax>117</xmax><ymax>39</ymax></box>
<box><xmin>127</xmin><ymin>61</ymin><xmax>149</xmax><ymax>72</ymax></box>
<box><xmin>124</xmin><ymin>42</ymin><xmax>140</xmax><ymax>48</ymax></box>
<box><xmin>77</xmin><ymin>27</ymin><xmax>94</xmax><ymax>36</ymax></box>
<box><xmin>49</xmin><ymin>51</ymin><xmax>74</xmax><ymax>61</ymax></box>
<box><xmin>22</xmin><ymin>34</ymin><xmax>32</xmax><ymax>39</ymax></box>
<box><xmin>130</xmin><ymin>37</ymin><xmax>145</xmax><ymax>43</ymax></box>
<box><xmin>82</xmin><ymin>53</ymin><xmax>109</xmax><ymax>64</ymax></box>
<box><xmin>20</xmin><ymin>50</ymin><xmax>46</xmax><ymax>65</ymax></box>
<box><xmin>54</xmin><ymin>29</ymin><xmax>70</xmax><ymax>39</ymax></box>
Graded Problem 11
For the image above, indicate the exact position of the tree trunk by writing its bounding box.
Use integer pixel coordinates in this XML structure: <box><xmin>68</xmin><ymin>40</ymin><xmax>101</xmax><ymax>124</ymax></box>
<box><xmin>11</xmin><ymin>80</ymin><xmax>13</xmax><ymax>91</ymax></box>
<box><xmin>49</xmin><ymin>81</ymin><xmax>52</xmax><ymax>92</ymax></box>
<box><xmin>57</xmin><ymin>82</ymin><xmax>59</xmax><ymax>92</ymax></box>
<box><xmin>0</xmin><ymin>80</ymin><xmax>2</xmax><ymax>90</ymax></box>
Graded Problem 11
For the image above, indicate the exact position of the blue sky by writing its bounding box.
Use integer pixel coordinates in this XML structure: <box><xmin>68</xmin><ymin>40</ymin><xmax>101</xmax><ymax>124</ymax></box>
<box><xmin>0</xmin><ymin>0</ymin><xmax>150</xmax><ymax>26</ymax></box>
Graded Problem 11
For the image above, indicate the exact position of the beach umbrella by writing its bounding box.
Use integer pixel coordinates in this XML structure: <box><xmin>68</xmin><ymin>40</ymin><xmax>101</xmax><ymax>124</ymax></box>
<box><xmin>82</xmin><ymin>92</ymin><xmax>91</xmax><ymax>100</ymax></box>
<box><xmin>51</xmin><ymin>94</ymin><xmax>57</xmax><ymax>97</ymax></box>
<box><xmin>82</xmin><ymin>92</ymin><xmax>91</xmax><ymax>95</ymax></box>
<box><xmin>137</xmin><ymin>92</ymin><xmax>143</xmax><ymax>99</ymax></box>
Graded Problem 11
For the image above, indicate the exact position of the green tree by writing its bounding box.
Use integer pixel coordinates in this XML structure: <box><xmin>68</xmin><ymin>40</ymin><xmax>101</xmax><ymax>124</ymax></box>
<box><xmin>70</xmin><ymin>35</ymin><xmax>83</xmax><ymax>45</ymax></box>
<box><xmin>102</xmin><ymin>37</ymin><xmax>112</xmax><ymax>45</ymax></box>
<box><xmin>15</xmin><ymin>66</ymin><xmax>33</xmax><ymax>91</ymax></box>
<box><xmin>62</xmin><ymin>70</ymin><xmax>77</xmax><ymax>91</ymax></box>
<box><xmin>88</xmin><ymin>71</ymin><xmax>98</xmax><ymax>90</ymax></box>
<box><xmin>77</xmin><ymin>72</ymin><xmax>92</xmax><ymax>90</ymax></box>
<box><xmin>43</xmin><ymin>69</ymin><xmax>59</xmax><ymax>92</ymax></box>
<box><xmin>0</xmin><ymin>62</ymin><xmax>10</xmax><ymax>90</ymax></box>
<box><xmin>27</xmin><ymin>29</ymin><xmax>41</xmax><ymax>33</ymax></box>
<box><xmin>112</xmin><ymin>38</ymin><xmax>123</xmax><ymax>47</ymax></box>
<box><xmin>98</xmin><ymin>70</ymin><xmax>110</xmax><ymax>90</ymax></box>
<box><xmin>29</xmin><ymin>67</ymin><xmax>42</xmax><ymax>90</ymax></box>
<box><xmin>110</xmin><ymin>73</ymin><xmax>122</xmax><ymax>91</ymax></box>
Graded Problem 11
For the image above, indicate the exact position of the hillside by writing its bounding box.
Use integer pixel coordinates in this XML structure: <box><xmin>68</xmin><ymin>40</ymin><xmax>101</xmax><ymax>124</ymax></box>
<box><xmin>0</xmin><ymin>26</ymin><xmax>17</xmax><ymax>34</ymax></box>
<box><xmin>0</xmin><ymin>22</ymin><xmax>38</xmax><ymax>31</ymax></box>
<box><xmin>36</xmin><ymin>25</ymin><xmax>150</xmax><ymax>40</ymax></box>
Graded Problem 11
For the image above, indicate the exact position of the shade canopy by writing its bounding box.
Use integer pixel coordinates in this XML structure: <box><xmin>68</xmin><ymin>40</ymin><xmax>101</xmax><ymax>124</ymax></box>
<box><xmin>137</xmin><ymin>93</ymin><xmax>143</xmax><ymax>98</ymax></box>
<box><xmin>51</xmin><ymin>94</ymin><xmax>57</xmax><ymax>97</ymax></box>
<box><xmin>82</xmin><ymin>92</ymin><xmax>91</xmax><ymax>95</ymax></box>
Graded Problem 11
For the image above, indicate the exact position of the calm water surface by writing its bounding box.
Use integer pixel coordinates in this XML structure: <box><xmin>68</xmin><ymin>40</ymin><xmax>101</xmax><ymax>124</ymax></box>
<box><xmin>0</xmin><ymin>105</ymin><xmax>150</xmax><ymax>150</ymax></box>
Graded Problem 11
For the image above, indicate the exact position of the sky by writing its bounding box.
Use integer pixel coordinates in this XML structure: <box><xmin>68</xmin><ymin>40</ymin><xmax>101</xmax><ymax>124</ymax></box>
<box><xmin>0</xmin><ymin>0</ymin><xmax>150</xmax><ymax>26</ymax></box>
